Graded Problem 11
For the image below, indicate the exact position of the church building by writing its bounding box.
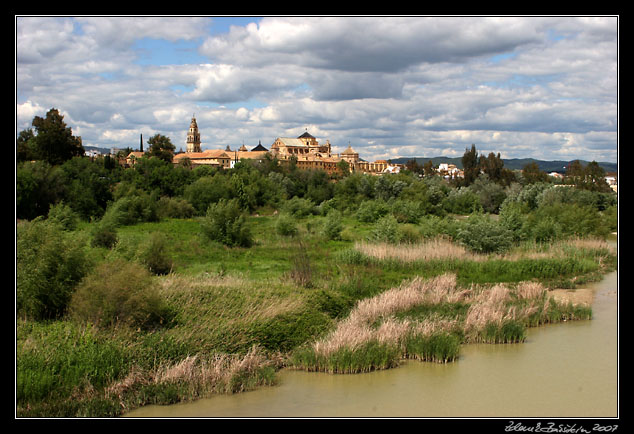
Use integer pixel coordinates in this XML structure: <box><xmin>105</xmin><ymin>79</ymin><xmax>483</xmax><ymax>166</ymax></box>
<box><xmin>186</xmin><ymin>115</ymin><xmax>201</xmax><ymax>153</ymax></box>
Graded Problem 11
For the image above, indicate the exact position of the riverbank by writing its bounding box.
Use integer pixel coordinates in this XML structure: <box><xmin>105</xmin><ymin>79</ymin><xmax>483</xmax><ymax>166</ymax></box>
<box><xmin>125</xmin><ymin>268</ymin><xmax>618</xmax><ymax>418</ymax></box>
<box><xmin>16</xmin><ymin>215</ymin><xmax>617</xmax><ymax>418</ymax></box>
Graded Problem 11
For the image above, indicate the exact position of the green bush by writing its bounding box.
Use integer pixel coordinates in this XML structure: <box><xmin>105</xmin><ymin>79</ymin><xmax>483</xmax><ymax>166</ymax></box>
<box><xmin>46</xmin><ymin>202</ymin><xmax>79</xmax><ymax>231</ymax></box>
<box><xmin>529</xmin><ymin>215</ymin><xmax>562</xmax><ymax>243</ymax></box>
<box><xmin>101</xmin><ymin>194</ymin><xmax>159</xmax><ymax>227</ymax></box>
<box><xmin>90</xmin><ymin>220</ymin><xmax>118</xmax><ymax>249</ymax></box>
<box><xmin>443</xmin><ymin>187</ymin><xmax>482</xmax><ymax>214</ymax></box>
<box><xmin>281</xmin><ymin>196</ymin><xmax>318</xmax><ymax>218</ymax></box>
<box><xmin>457</xmin><ymin>214</ymin><xmax>513</xmax><ymax>254</ymax></box>
<box><xmin>249</xmin><ymin>308</ymin><xmax>332</xmax><ymax>352</ymax></box>
<box><xmin>157</xmin><ymin>196</ymin><xmax>195</xmax><ymax>219</ymax></box>
<box><xmin>69</xmin><ymin>259</ymin><xmax>173</xmax><ymax>330</ymax></box>
<box><xmin>370</xmin><ymin>215</ymin><xmax>400</xmax><ymax>243</ymax></box>
<box><xmin>201</xmin><ymin>198</ymin><xmax>253</xmax><ymax>247</ymax></box>
<box><xmin>17</xmin><ymin>220</ymin><xmax>90</xmax><ymax>320</ymax></box>
<box><xmin>390</xmin><ymin>199</ymin><xmax>423</xmax><ymax>224</ymax></box>
<box><xmin>140</xmin><ymin>232</ymin><xmax>173</xmax><ymax>275</ymax></box>
<box><xmin>275</xmin><ymin>213</ymin><xmax>299</xmax><ymax>237</ymax></box>
<box><xmin>184</xmin><ymin>175</ymin><xmax>232</xmax><ymax>215</ymax></box>
<box><xmin>355</xmin><ymin>199</ymin><xmax>389</xmax><ymax>223</ymax></box>
<box><xmin>418</xmin><ymin>215</ymin><xmax>461</xmax><ymax>240</ymax></box>
<box><xmin>323</xmin><ymin>209</ymin><xmax>343</xmax><ymax>240</ymax></box>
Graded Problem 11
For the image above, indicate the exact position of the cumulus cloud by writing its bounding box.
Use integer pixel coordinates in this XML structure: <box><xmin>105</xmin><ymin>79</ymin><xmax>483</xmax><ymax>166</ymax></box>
<box><xmin>15</xmin><ymin>16</ymin><xmax>618</xmax><ymax>162</ymax></box>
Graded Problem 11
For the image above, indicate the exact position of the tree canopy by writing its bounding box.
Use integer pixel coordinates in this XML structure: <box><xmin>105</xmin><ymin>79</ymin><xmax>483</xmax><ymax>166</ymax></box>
<box><xmin>20</xmin><ymin>108</ymin><xmax>84</xmax><ymax>165</ymax></box>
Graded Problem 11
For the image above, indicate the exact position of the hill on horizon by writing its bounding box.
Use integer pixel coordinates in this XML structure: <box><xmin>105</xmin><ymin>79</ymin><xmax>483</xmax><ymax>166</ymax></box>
<box><xmin>390</xmin><ymin>156</ymin><xmax>617</xmax><ymax>174</ymax></box>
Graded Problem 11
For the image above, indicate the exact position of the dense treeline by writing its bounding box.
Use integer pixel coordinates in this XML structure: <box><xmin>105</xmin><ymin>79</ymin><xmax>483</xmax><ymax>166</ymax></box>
<box><xmin>17</xmin><ymin>137</ymin><xmax>618</xmax><ymax>241</ymax></box>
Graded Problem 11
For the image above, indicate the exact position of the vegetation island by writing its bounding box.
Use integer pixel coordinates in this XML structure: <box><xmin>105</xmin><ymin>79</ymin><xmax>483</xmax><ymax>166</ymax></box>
<box><xmin>16</xmin><ymin>108</ymin><xmax>617</xmax><ymax>417</ymax></box>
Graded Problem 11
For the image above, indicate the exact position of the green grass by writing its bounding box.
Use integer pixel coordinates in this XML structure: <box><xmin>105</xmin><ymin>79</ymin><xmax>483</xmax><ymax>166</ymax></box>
<box><xmin>16</xmin><ymin>213</ymin><xmax>616</xmax><ymax>417</ymax></box>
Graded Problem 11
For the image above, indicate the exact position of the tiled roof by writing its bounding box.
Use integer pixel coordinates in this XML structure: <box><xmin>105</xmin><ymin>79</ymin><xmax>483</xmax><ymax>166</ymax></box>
<box><xmin>174</xmin><ymin>149</ymin><xmax>230</xmax><ymax>160</ymax></box>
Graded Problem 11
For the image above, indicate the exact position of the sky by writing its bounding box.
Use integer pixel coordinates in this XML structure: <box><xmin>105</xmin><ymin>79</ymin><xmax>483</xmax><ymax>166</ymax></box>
<box><xmin>15</xmin><ymin>16</ymin><xmax>619</xmax><ymax>163</ymax></box>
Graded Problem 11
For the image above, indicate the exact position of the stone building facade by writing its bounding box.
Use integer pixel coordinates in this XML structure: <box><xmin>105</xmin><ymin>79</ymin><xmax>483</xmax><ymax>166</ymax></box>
<box><xmin>174</xmin><ymin>118</ymin><xmax>400</xmax><ymax>175</ymax></box>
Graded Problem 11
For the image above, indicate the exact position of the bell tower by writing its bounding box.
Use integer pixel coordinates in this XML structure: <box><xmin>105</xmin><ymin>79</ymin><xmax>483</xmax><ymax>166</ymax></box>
<box><xmin>186</xmin><ymin>115</ymin><xmax>201</xmax><ymax>153</ymax></box>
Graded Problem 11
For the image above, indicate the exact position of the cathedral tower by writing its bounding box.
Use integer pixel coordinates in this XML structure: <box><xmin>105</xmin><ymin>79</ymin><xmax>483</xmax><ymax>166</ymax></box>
<box><xmin>186</xmin><ymin>115</ymin><xmax>201</xmax><ymax>153</ymax></box>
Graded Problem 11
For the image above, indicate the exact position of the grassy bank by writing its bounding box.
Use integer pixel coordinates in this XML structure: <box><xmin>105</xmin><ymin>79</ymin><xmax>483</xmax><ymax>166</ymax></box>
<box><xmin>16</xmin><ymin>214</ymin><xmax>616</xmax><ymax>417</ymax></box>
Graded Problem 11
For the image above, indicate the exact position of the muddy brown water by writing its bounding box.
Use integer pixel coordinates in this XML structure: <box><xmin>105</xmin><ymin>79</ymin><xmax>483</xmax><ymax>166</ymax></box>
<box><xmin>125</xmin><ymin>269</ymin><xmax>618</xmax><ymax>418</ymax></box>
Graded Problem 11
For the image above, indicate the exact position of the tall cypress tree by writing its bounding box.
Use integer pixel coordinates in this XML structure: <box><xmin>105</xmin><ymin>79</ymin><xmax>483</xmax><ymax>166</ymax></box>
<box><xmin>462</xmin><ymin>144</ymin><xmax>479</xmax><ymax>186</ymax></box>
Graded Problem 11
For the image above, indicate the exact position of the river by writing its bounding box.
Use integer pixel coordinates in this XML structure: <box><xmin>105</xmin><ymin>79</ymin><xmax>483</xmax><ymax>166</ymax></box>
<box><xmin>125</xmin><ymin>269</ymin><xmax>618</xmax><ymax>418</ymax></box>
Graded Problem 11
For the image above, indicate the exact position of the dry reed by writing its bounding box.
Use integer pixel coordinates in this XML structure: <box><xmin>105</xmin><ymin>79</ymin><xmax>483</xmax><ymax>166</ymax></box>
<box><xmin>355</xmin><ymin>236</ymin><xmax>614</xmax><ymax>264</ymax></box>
<box><xmin>355</xmin><ymin>238</ymin><xmax>479</xmax><ymax>263</ymax></box>
<box><xmin>311</xmin><ymin>274</ymin><xmax>465</xmax><ymax>358</ymax></box>
<box><xmin>107</xmin><ymin>345</ymin><xmax>274</xmax><ymax>403</ymax></box>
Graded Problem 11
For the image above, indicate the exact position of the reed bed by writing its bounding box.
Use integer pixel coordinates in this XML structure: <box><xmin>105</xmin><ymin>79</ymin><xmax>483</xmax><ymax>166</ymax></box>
<box><xmin>291</xmin><ymin>272</ymin><xmax>593</xmax><ymax>373</ymax></box>
<box><xmin>106</xmin><ymin>345</ymin><xmax>278</xmax><ymax>407</ymax></box>
<box><xmin>291</xmin><ymin>274</ymin><xmax>469</xmax><ymax>373</ymax></box>
<box><xmin>354</xmin><ymin>238</ymin><xmax>480</xmax><ymax>263</ymax></box>
<box><xmin>354</xmin><ymin>236</ymin><xmax>614</xmax><ymax>265</ymax></box>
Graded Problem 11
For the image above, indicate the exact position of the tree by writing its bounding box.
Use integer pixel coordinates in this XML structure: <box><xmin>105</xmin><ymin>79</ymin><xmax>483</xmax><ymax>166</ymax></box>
<box><xmin>522</xmin><ymin>162</ymin><xmax>549</xmax><ymax>184</ymax></box>
<box><xmin>583</xmin><ymin>161</ymin><xmax>612</xmax><ymax>193</ymax></box>
<box><xmin>337</xmin><ymin>159</ymin><xmax>351</xmax><ymax>177</ymax></box>
<box><xmin>565</xmin><ymin>160</ymin><xmax>611</xmax><ymax>192</ymax></box>
<box><xmin>405</xmin><ymin>159</ymin><xmax>422</xmax><ymax>174</ymax></box>
<box><xmin>16</xmin><ymin>128</ymin><xmax>37</xmax><ymax>162</ymax></box>
<box><xmin>423</xmin><ymin>160</ymin><xmax>436</xmax><ymax>177</ymax></box>
<box><xmin>147</xmin><ymin>134</ymin><xmax>175</xmax><ymax>162</ymax></box>
<box><xmin>461</xmin><ymin>144</ymin><xmax>480</xmax><ymax>186</ymax></box>
<box><xmin>30</xmin><ymin>108</ymin><xmax>84</xmax><ymax>165</ymax></box>
<box><xmin>480</xmin><ymin>152</ymin><xmax>503</xmax><ymax>182</ymax></box>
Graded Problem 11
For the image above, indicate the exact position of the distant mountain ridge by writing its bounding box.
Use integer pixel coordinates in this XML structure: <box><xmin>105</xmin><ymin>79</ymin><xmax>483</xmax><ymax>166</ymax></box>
<box><xmin>390</xmin><ymin>156</ymin><xmax>617</xmax><ymax>174</ymax></box>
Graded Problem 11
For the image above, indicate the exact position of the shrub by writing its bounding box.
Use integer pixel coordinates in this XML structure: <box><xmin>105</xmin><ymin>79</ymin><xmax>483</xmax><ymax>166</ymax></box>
<box><xmin>323</xmin><ymin>210</ymin><xmax>343</xmax><ymax>240</ymax></box>
<box><xmin>443</xmin><ymin>187</ymin><xmax>482</xmax><ymax>215</ymax></box>
<box><xmin>418</xmin><ymin>215</ymin><xmax>461</xmax><ymax>240</ymax></box>
<box><xmin>157</xmin><ymin>196</ymin><xmax>195</xmax><ymax>219</ymax></box>
<box><xmin>499</xmin><ymin>201</ymin><xmax>528</xmax><ymax>242</ymax></box>
<box><xmin>101</xmin><ymin>194</ymin><xmax>159</xmax><ymax>227</ymax></box>
<box><xmin>140</xmin><ymin>232</ymin><xmax>173</xmax><ymax>275</ymax></box>
<box><xmin>391</xmin><ymin>199</ymin><xmax>423</xmax><ymax>224</ymax></box>
<box><xmin>355</xmin><ymin>200</ymin><xmax>389</xmax><ymax>223</ymax></box>
<box><xmin>90</xmin><ymin>220</ymin><xmax>118</xmax><ymax>249</ymax></box>
<box><xmin>457</xmin><ymin>214</ymin><xmax>514</xmax><ymax>254</ymax></box>
<box><xmin>201</xmin><ymin>198</ymin><xmax>253</xmax><ymax>247</ymax></box>
<box><xmin>17</xmin><ymin>220</ymin><xmax>90</xmax><ymax>321</ymax></box>
<box><xmin>290</xmin><ymin>240</ymin><xmax>313</xmax><ymax>288</ymax></box>
<box><xmin>249</xmin><ymin>308</ymin><xmax>332</xmax><ymax>352</ymax></box>
<box><xmin>370</xmin><ymin>215</ymin><xmax>400</xmax><ymax>243</ymax></box>
<box><xmin>69</xmin><ymin>259</ymin><xmax>173</xmax><ymax>330</ymax></box>
<box><xmin>281</xmin><ymin>196</ymin><xmax>317</xmax><ymax>218</ymax></box>
<box><xmin>184</xmin><ymin>175</ymin><xmax>232</xmax><ymax>215</ymax></box>
<box><xmin>46</xmin><ymin>202</ymin><xmax>79</xmax><ymax>231</ymax></box>
<box><xmin>275</xmin><ymin>213</ymin><xmax>299</xmax><ymax>237</ymax></box>
<box><xmin>530</xmin><ymin>215</ymin><xmax>562</xmax><ymax>243</ymax></box>
<box><xmin>398</xmin><ymin>224</ymin><xmax>422</xmax><ymax>244</ymax></box>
